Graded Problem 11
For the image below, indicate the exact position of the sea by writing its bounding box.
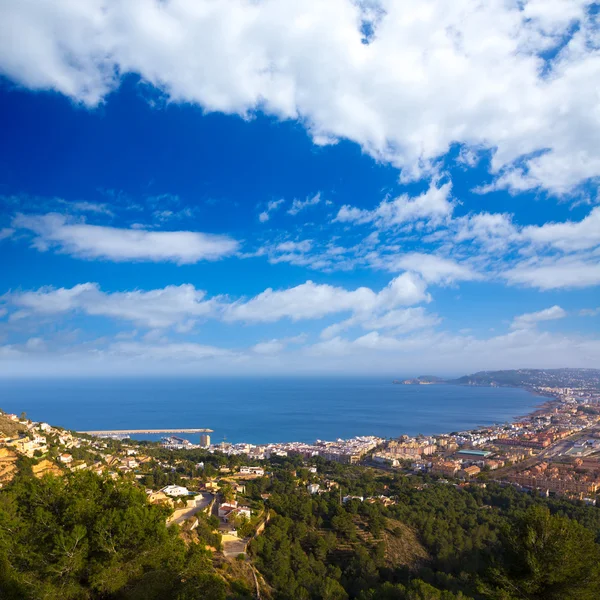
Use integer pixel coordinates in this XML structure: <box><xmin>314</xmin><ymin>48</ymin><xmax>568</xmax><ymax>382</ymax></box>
<box><xmin>0</xmin><ymin>376</ymin><xmax>545</xmax><ymax>445</ymax></box>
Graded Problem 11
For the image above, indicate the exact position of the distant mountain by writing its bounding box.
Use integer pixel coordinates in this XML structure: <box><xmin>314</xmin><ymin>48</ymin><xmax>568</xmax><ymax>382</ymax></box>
<box><xmin>447</xmin><ymin>368</ymin><xmax>600</xmax><ymax>389</ymax></box>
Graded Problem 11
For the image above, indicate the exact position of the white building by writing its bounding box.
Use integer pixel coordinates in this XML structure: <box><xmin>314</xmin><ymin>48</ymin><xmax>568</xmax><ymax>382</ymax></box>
<box><xmin>218</xmin><ymin>501</ymin><xmax>252</xmax><ymax>522</ymax></box>
<box><xmin>239</xmin><ymin>466</ymin><xmax>264</xmax><ymax>476</ymax></box>
<box><xmin>307</xmin><ymin>483</ymin><xmax>320</xmax><ymax>494</ymax></box>
<box><xmin>161</xmin><ymin>485</ymin><xmax>190</xmax><ymax>497</ymax></box>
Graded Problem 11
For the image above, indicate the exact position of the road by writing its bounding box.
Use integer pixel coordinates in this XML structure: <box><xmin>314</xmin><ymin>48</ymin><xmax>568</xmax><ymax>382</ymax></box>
<box><xmin>168</xmin><ymin>492</ymin><xmax>214</xmax><ymax>526</ymax></box>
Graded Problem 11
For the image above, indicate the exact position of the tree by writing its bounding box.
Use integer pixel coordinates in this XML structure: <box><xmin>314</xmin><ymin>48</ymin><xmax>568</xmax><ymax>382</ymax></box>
<box><xmin>484</xmin><ymin>505</ymin><xmax>600</xmax><ymax>599</ymax></box>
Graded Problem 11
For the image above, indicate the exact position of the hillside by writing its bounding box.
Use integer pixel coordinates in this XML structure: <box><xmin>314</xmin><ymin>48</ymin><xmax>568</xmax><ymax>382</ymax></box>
<box><xmin>0</xmin><ymin>413</ymin><xmax>26</xmax><ymax>438</ymax></box>
<box><xmin>448</xmin><ymin>368</ymin><xmax>600</xmax><ymax>389</ymax></box>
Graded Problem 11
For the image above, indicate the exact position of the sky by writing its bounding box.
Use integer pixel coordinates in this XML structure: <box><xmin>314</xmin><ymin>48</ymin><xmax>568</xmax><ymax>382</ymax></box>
<box><xmin>0</xmin><ymin>0</ymin><xmax>599</xmax><ymax>377</ymax></box>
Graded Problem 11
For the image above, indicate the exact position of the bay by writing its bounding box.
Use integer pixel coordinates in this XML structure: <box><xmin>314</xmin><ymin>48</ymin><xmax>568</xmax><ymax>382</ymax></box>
<box><xmin>0</xmin><ymin>377</ymin><xmax>543</xmax><ymax>444</ymax></box>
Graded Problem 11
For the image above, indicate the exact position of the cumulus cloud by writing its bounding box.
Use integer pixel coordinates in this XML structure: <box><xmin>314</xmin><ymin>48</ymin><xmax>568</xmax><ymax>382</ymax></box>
<box><xmin>12</xmin><ymin>213</ymin><xmax>239</xmax><ymax>263</ymax></box>
<box><xmin>453</xmin><ymin>212</ymin><xmax>520</xmax><ymax>252</ymax></box>
<box><xmin>522</xmin><ymin>207</ymin><xmax>600</xmax><ymax>252</ymax></box>
<box><xmin>306</xmin><ymin>327</ymin><xmax>600</xmax><ymax>373</ymax></box>
<box><xmin>335</xmin><ymin>182</ymin><xmax>453</xmax><ymax>229</ymax></box>
<box><xmin>320</xmin><ymin>306</ymin><xmax>440</xmax><ymax>340</ymax></box>
<box><xmin>504</xmin><ymin>256</ymin><xmax>600</xmax><ymax>290</ymax></box>
<box><xmin>511</xmin><ymin>305</ymin><xmax>567</xmax><ymax>330</ymax></box>
<box><xmin>380</xmin><ymin>253</ymin><xmax>479</xmax><ymax>284</ymax></box>
<box><xmin>0</xmin><ymin>1</ymin><xmax>597</xmax><ymax>193</ymax></box>
<box><xmin>7</xmin><ymin>283</ymin><xmax>218</xmax><ymax>328</ymax></box>
<box><xmin>224</xmin><ymin>272</ymin><xmax>429</xmax><ymax>323</ymax></box>
<box><xmin>4</xmin><ymin>274</ymin><xmax>430</xmax><ymax>331</ymax></box>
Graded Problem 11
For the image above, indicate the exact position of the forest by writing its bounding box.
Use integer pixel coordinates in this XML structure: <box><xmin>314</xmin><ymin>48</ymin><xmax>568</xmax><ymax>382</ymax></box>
<box><xmin>1</xmin><ymin>455</ymin><xmax>600</xmax><ymax>599</ymax></box>
<box><xmin>246</xmin><ymin>461</ymin><xmax>600</xmax><ymax>600</ymax></box>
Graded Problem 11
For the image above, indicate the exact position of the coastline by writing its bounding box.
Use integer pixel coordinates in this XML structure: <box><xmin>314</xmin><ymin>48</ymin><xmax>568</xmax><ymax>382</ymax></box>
<box><xmin>0</xmin><ymin>378</ymin><xmax>546</xmax><ymax>446</ymax></box>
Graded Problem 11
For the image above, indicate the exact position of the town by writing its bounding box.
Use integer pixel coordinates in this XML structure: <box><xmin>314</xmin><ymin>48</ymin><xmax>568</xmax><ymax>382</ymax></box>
<box><xmin>1</xmin><ymin>373</ymin><xmax>600</xmax><ymax>553</ymax></box>
<box><xmin>2</xmin><ymin>371</ymin><xmax>600</xmax><ymax>598</ymax></box>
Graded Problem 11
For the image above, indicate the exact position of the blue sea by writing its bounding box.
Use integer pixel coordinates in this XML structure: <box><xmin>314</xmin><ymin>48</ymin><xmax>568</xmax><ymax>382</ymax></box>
<box><xmin>0</xmin><ymin>377</ymin><xmax>543</xmax><ymax>444</ymax></box>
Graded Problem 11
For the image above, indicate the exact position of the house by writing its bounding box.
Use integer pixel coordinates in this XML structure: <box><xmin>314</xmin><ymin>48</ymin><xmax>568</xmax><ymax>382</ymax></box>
<box><xmin>307</xmin><ymin>483</ymin><xmax>320</xmax><ymax>494</ymax></box>
<box><xmin>219</xmin><ymin>501</ymin><xmax>251</xmax><ymax>523</ymax></box>
<box><xmin>11</xmin><ymin>438</ymin><xmax>37</xmax><ymax>458</ymax></box>
<box><xmin>431</xmin><ymin>460</ymin><xmax>461</xmax><ymax>477</ymax></box>
<box><xmin>308</xmin><ymin>466</ymin><xmax>318</xmax><ymax>474</ymax></box>
<box><xmin>460</xmin><ymin>465</ymin><xmax>481</xmax><ymax>478</ymax></box>
<box><xmin>239</xmin><ymin>466</ymin><xmax>265</xmax><ymax>476</ymax></box>
<box><xmin>343</xmin><ymin>495</ymin><xmax>364</xmax><ymax>503</ymax></box>
<box><xmin>235</xmin><ymin>506</ymin><xmax>251</xmax><ymax>520</ymax></box>
<box><xmin>147</xmin><ymin>491</ymin><xmax>174</xmax><ymax>507</ymax></box>
<box><xmin>218</xmin><ymin>501</ymin><xmax>238</xmax><ymax>519</ymax></box>
<box><xmin>160</xmin><ymin>485</ymin><xmax>190</xmax><ymax>497</ymax></box>
<box><xmin>58</xmin><ymin>453</ymin><xmax>73</xmax><ymax>464</ymax></box>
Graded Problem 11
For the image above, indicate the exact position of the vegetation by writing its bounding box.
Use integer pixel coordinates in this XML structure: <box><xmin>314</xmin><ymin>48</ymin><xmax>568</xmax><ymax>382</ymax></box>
<box><xmin>246</xmin><ymin>465</ymin><xmax>600</xmax><ymax>600</ymax></box>
<box><xmin>1</xmin><ymin>450</ymin><xmax>600</xmax><ymax>599</ymax></box>
<box><xmin>0</xmin><ymin>470</ymin><xmax>247</xmax><ymax>600</ymax></box>
<box><xmin>0</xmin><ymin>414</ymin><xmax>26</xmax><ymax>439</ymax></box>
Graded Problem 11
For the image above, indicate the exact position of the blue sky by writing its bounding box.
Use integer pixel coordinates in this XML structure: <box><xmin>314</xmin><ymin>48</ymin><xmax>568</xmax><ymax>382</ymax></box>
<box><xmin>0</xmin><ymin>0</ymin><xmax>599</xmax><ymax>376</ymax></box>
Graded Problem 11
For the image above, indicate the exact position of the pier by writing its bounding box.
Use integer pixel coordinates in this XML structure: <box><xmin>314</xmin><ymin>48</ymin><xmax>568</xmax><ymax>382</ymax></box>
<box><xmin>80</xmin><ymin>428</ymin><xmax>213</xmax><ymax>435</ymax></box>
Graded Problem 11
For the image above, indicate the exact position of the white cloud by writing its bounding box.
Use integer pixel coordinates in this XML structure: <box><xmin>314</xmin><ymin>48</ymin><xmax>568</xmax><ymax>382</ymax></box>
<box><xmin>2</xmin><ymin>323</ymin><xmax>600</xmax><ymax>376</ymax></box>
<box><xmin>252</xmin><ymin>339</ymin><xmax>286</xmax><ymax>355</ymax></box>
<box><xmin>110</xmin><ymin>341</ymin><xmax>234</xmax><ymax>360</ymax></box>
<box><xmin>579</xmin><ymin>307</ymin><xmax>600</xmax><ymax>317</ymax></box>
<box><xmin>224</xmin><ymin>272</ymin><xmax>429</xmax><ymax>323</ymax></box>
<box><xmin>12</xmin><ymin>213</ymin><xmax>239</xmax><ymax>263</ymax></box>
<box><xmin>305</xmin><ymin>326</ymin><xmax>600</xmax><ymax>373</ymax></box>
<box><xmin>275</xmin><ymin>240</ymin><xmax>312</xmax><ymax>253</ymax></box>
<box><xmin>511</xmin><ymin>305</ymin><xmax>567</xmax><ymax>330</ymax></box>
<box><xmin>335</xmin><ymin>182</ymin><xmax>453</xmax><ymax>229</ymax></box>
<box><xmin>288</xmin><ymin>193</ymin><xmax>321</xmax><ymax>216</ymax></box>
<box><xmin>522</xmin><ymin>207</ymin><xmax>600</xmax><ymax>252</ymax></box>
<box><xmin>24</xmin><ymin>337</ymin><xmax>47</xmax><ymax>351</ymax></box>
<box><xmin>453</xmin><ymin>212</ymin><xmax>519</xmax><ymax>252</ymax></box>
<box><xmin>0</xmin><ymin>227</ymin><xmax>14</xmax><ymax>241</ymax></box>
<box><xmin>64</xmin><ymin>200</ymin><xmax>114</xmax><ymax>215</ymax></box>
<box><xmin>320</xmin><ymin>306</ymin><xmax>440</xmax><ymax>339</ymax></box>
<box><xmin>504</xmin><ymin>256</ymin><xmax>600</xmax><ymax>290</ymax></box>
<box><xmin>251</xmin><ymin>334</ymin><xmax>306</xmax><ymax>355</ymax></box>
<box><xmin>381</xmin><ymin>253</ymin><xmax>479</xmax><ymax>284</ymax></box>
<box><xmin>4</xmin><ymin>274</ymin><xmax>429</xmax><ymax>330</ymax></box>
<box><xmin>259</xmin><ymin>198</ymin><xmax>284</xmax><ymax>222</ymax></box>
<box><xmin>7</xmin><ymin>283</ymin><xmax>218</xmax><ymax>328</ymax></box>
<box><xmin>1</xmin><ymin>1</ymin><xmax>596</xmax><ymax>193</ymax></box>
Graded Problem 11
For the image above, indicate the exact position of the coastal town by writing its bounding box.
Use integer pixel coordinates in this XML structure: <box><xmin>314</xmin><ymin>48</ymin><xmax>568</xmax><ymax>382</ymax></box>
<box><xmin>2</xmin><ymin>369</ymin><xmax>600</xmax><ymax>561</ymax></box>
<box><xmin>0</xmin><ymin>368</ymin><xmax>600</xmax><ymax>598</ymax></box>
